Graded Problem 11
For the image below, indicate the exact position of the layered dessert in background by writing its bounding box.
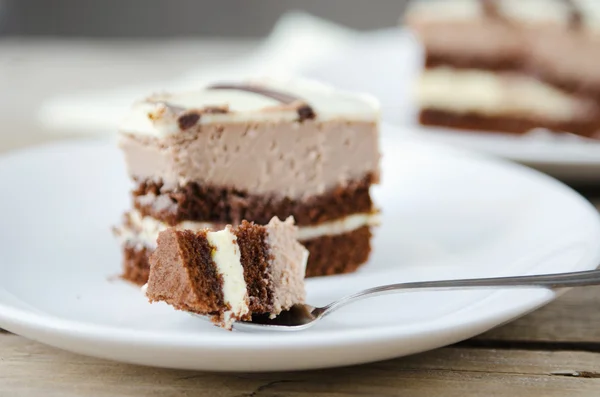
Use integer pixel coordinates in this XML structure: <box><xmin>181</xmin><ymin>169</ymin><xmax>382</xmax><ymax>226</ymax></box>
<box><xmin>115</xmin><ymin>78</ymin><xmax>381</xmax><ymax>286</ymax></box>
<box><xmin>405</xmin><ymin>0</ymin><xmax>600</xmax><ymax>138</ymax></box>
<box><xmin>145</xmin><ymin>217</ymin><xmax>307</xmax><ymax>330</ymax></box>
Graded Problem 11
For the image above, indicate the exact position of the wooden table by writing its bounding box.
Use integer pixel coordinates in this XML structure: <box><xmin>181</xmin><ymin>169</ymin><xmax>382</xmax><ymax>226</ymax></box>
<box><xmin>2</xmin><ymin>287</ymin><xmax>600</xmax><ymax>396</ymax></box>
<box><xmin>1</xmin><ymin>39</ymin><xmax>600</xmax><ymax>396</ymax></box>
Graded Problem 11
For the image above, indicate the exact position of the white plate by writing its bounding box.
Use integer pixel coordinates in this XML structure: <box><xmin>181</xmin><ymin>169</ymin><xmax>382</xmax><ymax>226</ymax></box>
<box><xmin>402</xmin><ymin>124</ymin><xmax>600</xmax><ymax>184</ymax></box>
<box><xmin>0</xmin><ymin>125</ymin><xmax>599</xmax><ymax>372</ymax></box>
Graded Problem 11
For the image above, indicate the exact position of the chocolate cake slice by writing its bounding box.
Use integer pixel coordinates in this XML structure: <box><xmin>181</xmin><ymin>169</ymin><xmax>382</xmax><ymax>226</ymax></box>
<box><xmin>115</xmin><ymin>77</ymin><xmax>381</xmax><ymax>285</ymax></box>
<box><xmin>145</xmin><ymin>217</ymin><xmax>308</xmax><ymax>330</ymax></box>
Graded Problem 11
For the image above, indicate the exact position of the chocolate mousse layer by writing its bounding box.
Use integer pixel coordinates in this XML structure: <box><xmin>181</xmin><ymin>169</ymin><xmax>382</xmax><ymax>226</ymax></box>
<box><xmin>147</xmin><ymin>229</ymin><xmax>226</xmax><ymax>315</ymax></box>
<box><xmin>119</xmin><ymin>119</ymin><xmax>380</xmax><ymax>200</ymax></box>
<box><xmin>420</xmin><ymin>109</ymin><xmax>600</xmax><ymax>138</ymax></box>
<box><xmin>132</xmin><ymin>173</ymin><xmax>376</xmax><ymax>226</ymax></box>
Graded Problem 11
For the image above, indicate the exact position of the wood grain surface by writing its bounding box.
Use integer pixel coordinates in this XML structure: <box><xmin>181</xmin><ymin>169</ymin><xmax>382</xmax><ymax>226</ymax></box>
<box><xmin>476</xmin><ymin>287</ymin><xmax>600</xmax><ymax>345</ymax></box>
<box><xmin>1</xmin><ymin>334</ymin><xmax>599</xmax><ymax>397</ymax></box>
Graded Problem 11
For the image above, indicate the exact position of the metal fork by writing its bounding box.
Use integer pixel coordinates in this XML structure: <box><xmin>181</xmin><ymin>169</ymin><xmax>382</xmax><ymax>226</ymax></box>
<box><xmin>231</xmin><ymin>269</ymin><xmax>600</xmax><ymax>331</ymax></box>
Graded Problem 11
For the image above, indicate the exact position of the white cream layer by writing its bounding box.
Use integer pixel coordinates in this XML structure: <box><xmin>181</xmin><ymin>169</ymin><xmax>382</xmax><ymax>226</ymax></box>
<box><xmin>117</xmin><ymin>210</ymin><xmax>215</xmax><ymax>249</ymax></box>
<box><xmin>418</xmin><ymin>67</ymin><xmax>590</xmax><ymax>121</ymax></box>
<box><xmin>206</xmin><ymin>227</ymin><xmax>249</xmax><ymax>326</ymax></box>
<box><xmin>296</xmin><ymin>212</ymin><xmax>381</xmax><ymax>240</ymax></box>
<box><xmin>119</xmin><ymin>77</ymin><xmax>380</xmax><ymax>137</ymax></box>
<box><xmin>118</xmin><ymin>210</ymin><xmax>380</xmax><ymax>249</ymax></box>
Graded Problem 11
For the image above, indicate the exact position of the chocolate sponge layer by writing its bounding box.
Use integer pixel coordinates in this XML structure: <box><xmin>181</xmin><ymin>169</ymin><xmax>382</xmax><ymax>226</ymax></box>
<box><xmin>133</xmin><ymin>173</ymin><xmax>376</xmax><ymax>227</ymax></box>
<box><xmin>420</xmin><ymin>109</ymin><xmax>600</xmax><ymax>138</ymax></box>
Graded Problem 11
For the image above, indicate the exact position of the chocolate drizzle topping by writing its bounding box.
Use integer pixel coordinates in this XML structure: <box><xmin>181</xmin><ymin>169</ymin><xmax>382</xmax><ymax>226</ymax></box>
<box><xmin>208</xmin><ymin>83</ymin><xmax>317</xmax><ymax>122</ymax></box>
<box><xmin>176</xmin><ymin>106</ymin><xmax>229</xmax><ymax>130</ymax></box>
<box><xmin>148</xmin><ymin>83</ymin><xmax>317</xmax><ymax>130</ymax></box>
<box><xmin>147</xmin><ymin>99</ymin><xmax>230</xmax><ymax>130</ymax></box>
<box><xmin>177</xmin><ymin>113</ymin><xmax>201</xmax><ymax>130</ymax></box>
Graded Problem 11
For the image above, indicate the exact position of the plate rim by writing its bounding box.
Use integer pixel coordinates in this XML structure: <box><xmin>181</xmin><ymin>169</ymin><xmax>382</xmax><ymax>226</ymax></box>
<box><xmin>408</xmin><ymin>123</ymin><xmax>600</xmax><ymax>166</ymax></box>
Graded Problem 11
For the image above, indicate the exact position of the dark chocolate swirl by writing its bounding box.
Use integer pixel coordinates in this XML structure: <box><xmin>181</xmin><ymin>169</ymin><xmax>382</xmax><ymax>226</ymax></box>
<box><xmin>208</xmin><ymin>83</ymin><xmax>316</xmax><ymax>122</ymax></box>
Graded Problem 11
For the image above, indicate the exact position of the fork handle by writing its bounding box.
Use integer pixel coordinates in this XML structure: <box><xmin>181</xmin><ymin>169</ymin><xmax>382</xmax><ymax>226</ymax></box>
<box><xmin>375</xmin><ymin>268</ymin><xmax>600</xmax><ymax>290</ymax></box>
<box><xmin>319</xmin><ymin>269</ymin><xmax>600</xmax><ymax>317</ymax></box>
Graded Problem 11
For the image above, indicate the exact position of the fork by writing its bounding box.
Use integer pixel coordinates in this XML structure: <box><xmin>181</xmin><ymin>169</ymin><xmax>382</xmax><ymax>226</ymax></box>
<box><xmin>230</xmin><ymin>269</ymin><xmax>600</xmax><ymax>331</ymax></box>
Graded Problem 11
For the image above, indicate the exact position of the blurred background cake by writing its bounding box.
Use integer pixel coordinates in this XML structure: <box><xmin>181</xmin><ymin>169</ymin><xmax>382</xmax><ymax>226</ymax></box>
<box><xmin>406</xmin><ymin>0</ymin><xmax>600</xmax><ymax>139</ymax></box>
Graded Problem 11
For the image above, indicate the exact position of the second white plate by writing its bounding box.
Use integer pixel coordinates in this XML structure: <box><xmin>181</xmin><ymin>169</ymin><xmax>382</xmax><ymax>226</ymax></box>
<box><xmin>405</xmin><ymin>124</ymin><xmax>600</xmax><ymax>184</ymax></box>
